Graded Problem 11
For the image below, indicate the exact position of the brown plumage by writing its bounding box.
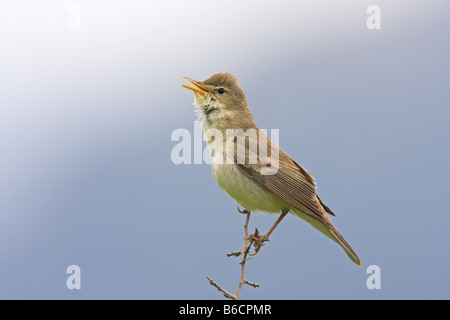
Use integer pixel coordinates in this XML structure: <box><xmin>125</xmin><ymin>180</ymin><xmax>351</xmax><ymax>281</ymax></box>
<box><xmin>182</xmin><ymin>73</ymin><xmax>361</xmax><ymax>266</ymax></box>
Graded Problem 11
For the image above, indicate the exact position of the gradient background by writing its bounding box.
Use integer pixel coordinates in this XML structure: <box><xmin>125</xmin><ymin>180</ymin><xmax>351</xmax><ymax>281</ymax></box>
<box><xmin>1</xmin><ymin>0</ymin><xmax>449</xmax><ymax>299</ymax></box>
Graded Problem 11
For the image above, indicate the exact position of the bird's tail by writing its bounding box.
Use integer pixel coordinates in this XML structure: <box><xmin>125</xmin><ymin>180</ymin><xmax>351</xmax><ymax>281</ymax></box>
<box><xmin>328</xmin><ymin>226</ymin><xmax>362</xmax><ymax>266</ymax></box>
<box><xmin>292</xmin><ymin>208</ymin><xmax>362</xmax><ymax>266</ymax></box>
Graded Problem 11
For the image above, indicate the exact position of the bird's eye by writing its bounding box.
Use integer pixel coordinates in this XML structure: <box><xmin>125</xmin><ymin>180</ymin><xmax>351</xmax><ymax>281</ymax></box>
<box><xmin>217</xmin><ymin>88</ymin><xmax>226</xmax><ymax>94</ymax></box>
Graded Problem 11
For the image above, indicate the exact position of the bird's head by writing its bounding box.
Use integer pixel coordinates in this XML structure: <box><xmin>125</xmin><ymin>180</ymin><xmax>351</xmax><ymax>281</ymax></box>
<box><xmin>181</xmin><ymin>73</ymin><xmax>253</xmax><ymax>129</ymax></box>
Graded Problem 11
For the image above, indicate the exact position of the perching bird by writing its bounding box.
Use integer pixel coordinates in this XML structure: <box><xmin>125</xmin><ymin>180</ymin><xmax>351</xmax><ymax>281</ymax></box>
<box><xmin>181</xmin><ymin>73</ymin><xmax>361</xmax><ymax>266</ymax></box>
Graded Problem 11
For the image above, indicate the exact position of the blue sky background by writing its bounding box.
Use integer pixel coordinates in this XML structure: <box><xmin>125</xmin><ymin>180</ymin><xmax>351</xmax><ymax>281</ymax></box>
<box><xmin>0</xmin><ymin>0</ymin><xmax>449</xmax><ymax>299</ymax></box>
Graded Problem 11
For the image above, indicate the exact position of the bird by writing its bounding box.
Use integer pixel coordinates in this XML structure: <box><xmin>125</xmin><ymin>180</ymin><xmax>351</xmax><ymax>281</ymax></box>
<box><xmin>181</xmin><ymin>72</ymin><xmax>361</xmax><ymax>266</ymax></box>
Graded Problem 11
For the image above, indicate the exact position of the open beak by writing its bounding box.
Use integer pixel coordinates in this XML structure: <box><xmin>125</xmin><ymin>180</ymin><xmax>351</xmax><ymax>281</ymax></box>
<box><xmin>181</xmin><ymin>77</ymin><xmax>211</xmax><ymax>95</ymax></box>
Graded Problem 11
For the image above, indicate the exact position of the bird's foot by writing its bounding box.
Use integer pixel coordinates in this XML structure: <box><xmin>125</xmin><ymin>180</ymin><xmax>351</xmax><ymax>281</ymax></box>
<box><xmin>237</xmin><ymin>207</ymin><xmax>249</xmax><ymax>214</ymax></box>
<box><xmin>247</xmin><ymin>228</ymin><xmax>270</xmax><ymax>256</ymax></box>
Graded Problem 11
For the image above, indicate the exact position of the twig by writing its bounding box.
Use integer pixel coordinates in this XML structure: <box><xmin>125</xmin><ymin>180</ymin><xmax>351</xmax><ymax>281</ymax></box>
<box><xmin>206</xmin><ymin>210</ymin><xmax>260</xmax><ymax>300</ymax></box>
<box><xmin>233</xmin><ymin>211</ymin><xmax>254</xmax><ymax>299</ymax></box>
<box><xmin>206</xmin><ymin>276</ymin><xmax>235</xmax><ymax>300</ymax></box>
<box><xmin>245</xmin><ymin>280</ymin><xmax>260</xmax><ymax>288</ymax></box>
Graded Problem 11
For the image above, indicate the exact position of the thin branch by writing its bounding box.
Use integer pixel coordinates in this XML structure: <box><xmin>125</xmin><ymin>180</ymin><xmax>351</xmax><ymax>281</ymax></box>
<box><xmin>206</xmin><ymin>210</ymin><xmax>261</xmax><ymax>300</ymax></box>
<box><xmin>233</xmin><ymin>211</ymin><xmax>253</xmax><ymax>299</ymax></box>
<box><xmin>226</xmin><ymin>250</ymin><xmax>241</xmax><ymax>257</ymax></box>
<box><xmin>206</xmin><ymin>276</ymin><xmax>235</xmax><ymax>300</ymax></box>
<box><xmin>245</xmin><ymin>280</ymin><xmax>260</xmax><ymax>288</ymax></box>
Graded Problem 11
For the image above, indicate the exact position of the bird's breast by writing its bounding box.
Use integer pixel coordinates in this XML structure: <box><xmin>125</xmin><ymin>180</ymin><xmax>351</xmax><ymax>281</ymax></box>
<box><xmin>207</xmin><ymin>137</ymin><xmax>287</xmax><ymax>214</ymax></box>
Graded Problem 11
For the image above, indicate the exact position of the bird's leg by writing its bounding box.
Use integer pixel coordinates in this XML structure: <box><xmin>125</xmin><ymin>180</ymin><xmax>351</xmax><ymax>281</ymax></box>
<box><xmin>264</xmin><ymin>209</ymin><xmax>289</xmax><ymax>239</ymax></box>
<box><xmin>248</xmin><ymin>210</ymin><xmax>289</xmax><ymax>256</ymax></box>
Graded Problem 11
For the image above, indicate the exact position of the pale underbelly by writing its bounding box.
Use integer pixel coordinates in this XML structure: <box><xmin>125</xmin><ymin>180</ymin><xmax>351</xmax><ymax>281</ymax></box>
<box><xmin>212</xmin><ymin>162</ymin><xmax>288</xmax><ymax>214</ymax></box>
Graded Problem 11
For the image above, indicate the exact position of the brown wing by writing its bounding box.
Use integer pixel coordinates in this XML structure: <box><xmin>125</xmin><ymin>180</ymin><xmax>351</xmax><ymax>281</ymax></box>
<box><xmin>231</xmin><ymin>129</ymin><xmax>332</xmax><ymax>224</ymax></box>
<box><xmin>234</xmin><ymin>133</ymin><xmax>361</xmax><ymax>266</ymax></box>
<box><xmin>236</xmin><ymin>146</ymin><xmax>334</xmax><ymax>228</ymax></box>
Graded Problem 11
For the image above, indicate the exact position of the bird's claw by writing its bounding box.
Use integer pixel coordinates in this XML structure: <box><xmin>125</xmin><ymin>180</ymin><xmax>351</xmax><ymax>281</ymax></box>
<box><xmin>237</xmin><ymin>207</ymin><xmax>249</xmax><ymax>214</ymax></box>
<box><xmin>247</xmin><ymin>228</ymin><xmax>269</xmax><ymax>256</ymax></box>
